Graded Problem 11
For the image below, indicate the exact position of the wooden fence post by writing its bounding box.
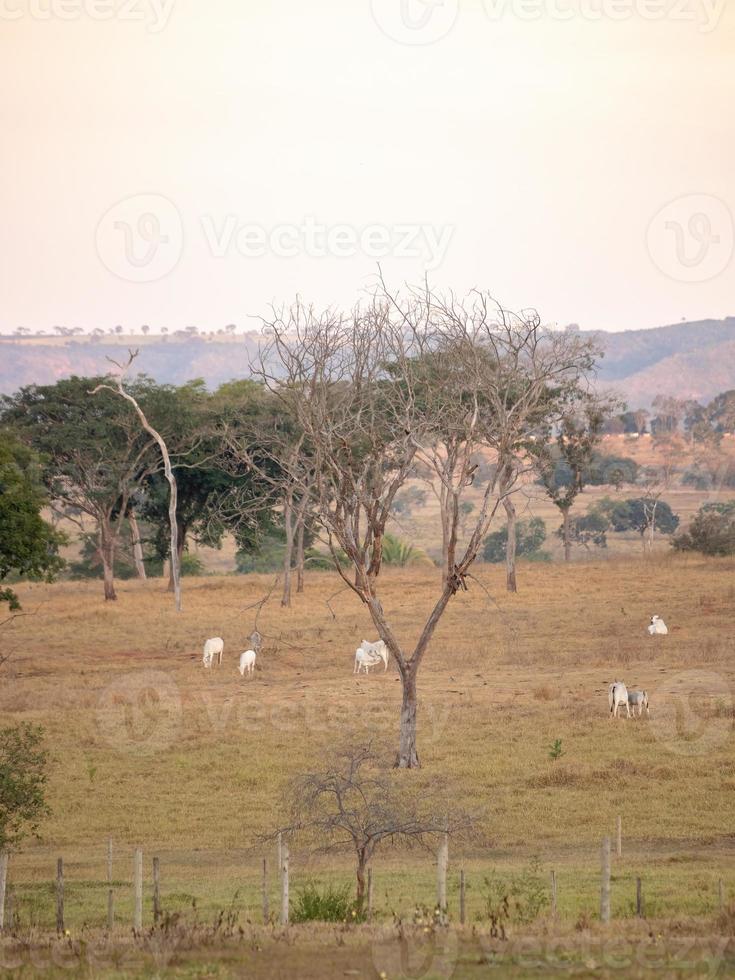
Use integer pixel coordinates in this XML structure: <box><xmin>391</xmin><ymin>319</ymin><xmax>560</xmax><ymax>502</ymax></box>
<box><xmin>277</xmin><ymin>833</ymin><xmax>282</xmax><ymax>881</ymax></box>
<box><xmin>134</xmin><ymin>849</ymin><xmax>143</xmax><ymax>932</ymax></box>
<box><xmin>280</xmin><ymin>842</ymin><xmax>289</xmax><ymax>926</ymax></box>
<box><xmin>367</xmin><ymin>868</ymin><xmax>373</xmax><ymax>922</ymax></box>
<box><xmin>636</xmin><ymin>877</ymin><xmax>644</xmax><ymax>918</ymax></box>
<box><xmin>459</xmin><ymin>868</ymin><xmax>466</xmax><ymax>926</ymax></box>
<box><xmin>153</xmin><ymin>857</ymin><xmax>161</xmax><ymax>924</ymax></box>
<box><xmin>719</xmin><ymin>879</ymin><xmax>724</xmax><ymax>912</ymax></box>
<box><xmin>600</xmin><ymin>837</ymin><xmax>611</xmax><ymax>924</ymax></box>
<box><xmin>436</xmin><ymin>833</ymin><xmax>448</xmax><ymax>913</ymax></box>
<box><xmin>107</xmin><ymin>840</ymin><xmax>114</xmax><ymax>931</ymax></box>
<box><xmin>550</xmin><ymin>870</ymin><xmax>557</xmax><ymax>918</ymax></box>
<box><xmin>0</xmin><ymin>852</ymin><xmax>8</xmax><ymax>932</ymax></box>
<box><xmin>616</xmin><ymin>816</ymin><xmax>622</xmax><ymax>858</ymax></box>
<box><xmin>56</xmin><ymin>858</ymin><xmax>64</xmax><ymax>935</ymax></box>
<box><xmin>262</xmin><ymin>858</ymin><xmax>269</xmax><ymax>924</ymax></box>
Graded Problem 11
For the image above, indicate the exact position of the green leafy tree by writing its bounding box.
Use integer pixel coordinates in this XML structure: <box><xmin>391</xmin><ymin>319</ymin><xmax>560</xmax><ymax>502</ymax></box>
<box><xmin>561</xmin><ymin>507</ymin><xmax>609</xmax><ymax>552</ymax></box>
<box><xmin>1</xmin><ymin>376</ymin><xmax>160</xmax><ymax>600</ymax></box>
<box><xmin>536</xmin><ymin>399</ymin><xmax>611</xmax><ymax>561</ymax></box>
<box><xmin>606</xmin><ymin>497</ymin><xmax>679</xmax><ymax>551</ymax></box>
<box><xmin>674</xmin><ymin>501</ymin><xmax>735</xmax><ymax>556</ymax></box>
<box><xmin>0</xmin><ymin>724</ymin><xmax>50</xmax><ymax>851</ymax></box>
<box><xmin>0</xmin><ymin>434</ymin><xmax>64</xmax><ymax>610</ymax></box>
<box><xmin>482</xmin><ymin>518</ymin><xmax>548</xmax><ymax>563</ymax></box>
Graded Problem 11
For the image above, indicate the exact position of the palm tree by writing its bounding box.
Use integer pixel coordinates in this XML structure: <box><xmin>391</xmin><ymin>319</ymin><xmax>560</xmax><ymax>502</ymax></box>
<box><xmin>381</xmin><ymin>533</ymin><xmax>433</xmax><ymax>567</ymax></box>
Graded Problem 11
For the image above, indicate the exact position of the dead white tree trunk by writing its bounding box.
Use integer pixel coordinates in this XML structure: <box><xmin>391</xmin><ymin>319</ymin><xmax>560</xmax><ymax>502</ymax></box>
<box><xmin>91</xmin><ymin>351</ymin><xmax>182</xmax><ymax>612</ymax></box>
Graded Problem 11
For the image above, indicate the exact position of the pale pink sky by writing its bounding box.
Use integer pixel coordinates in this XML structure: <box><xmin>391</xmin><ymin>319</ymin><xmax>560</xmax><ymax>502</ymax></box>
<box><xmin>1</xmin><ymin>0</ymin><xmax>733</xmax><ymax>334</ymax></box>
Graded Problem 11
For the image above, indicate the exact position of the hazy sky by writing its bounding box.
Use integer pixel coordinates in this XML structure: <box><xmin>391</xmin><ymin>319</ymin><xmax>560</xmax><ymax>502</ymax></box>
<box><xmin>1</xmin><ymin>0</ymin><xmax>733</xmax><ymax>334</ymax></box>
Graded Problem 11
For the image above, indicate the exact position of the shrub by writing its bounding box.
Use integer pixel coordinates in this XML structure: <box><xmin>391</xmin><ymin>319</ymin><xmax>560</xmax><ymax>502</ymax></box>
<box><xmin>481</xmin><ymin>858</ymin><xmax>549</xmax><ymax>927</ymax></box>
<box><xmin>180</xmin><ymin>552</ymin><xmax>205</xmax><ymax>576</ymax></box>
<box><xmin>291</xmin><ymin>881</ymin><xmax>356</xmax><ymax>923</ymax></box>
<box><xmin>674</xmin><ymin>501</ymin><xmax>735</xmax><ymax>556</ymax></box>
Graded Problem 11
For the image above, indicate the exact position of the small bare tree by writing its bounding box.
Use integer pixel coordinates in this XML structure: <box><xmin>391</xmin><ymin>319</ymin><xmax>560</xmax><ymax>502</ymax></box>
<box><xmin>247</xmin><ymin>286</ymin><xmax>598</xmax><ymax>767</ymax></box>
<box><xmin>275</xmin><ymin>742</ymin><xmax>474</xmax><ymax>911</ymax></box>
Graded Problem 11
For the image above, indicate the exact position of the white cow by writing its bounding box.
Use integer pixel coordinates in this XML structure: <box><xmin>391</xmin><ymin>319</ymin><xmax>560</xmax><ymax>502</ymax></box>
<box><xmin>359</xmin><ymin>639</ymin><xmax>389</xmax><ymax>672</ymax></box>
<box><xmin>354</xmin><ymin>648</ymin><xmax>382</xmax><ymax>675</ymax></box>
<box><xmin>628</xmin><ymin>690</ymin><xmax>649</xmax><ymax>717</ymax></box>
<box><xmin>647</xmin><ymin>616</ymin><xmax>668</xmax><ymax>635</ymax></box>
<box><xmin>203</xmin><ymin>636</ymin><xmax>224</xmax><ymax>668</ymax></box>
<box><xmin>609</xmin><ymin>680</ymin><xmax>630</xmax><ymax>718</ymax></box>
<box><xmin>238</xmin><ymin>649</ymin><xmax>257</xmax><ymax>677</ymax></box>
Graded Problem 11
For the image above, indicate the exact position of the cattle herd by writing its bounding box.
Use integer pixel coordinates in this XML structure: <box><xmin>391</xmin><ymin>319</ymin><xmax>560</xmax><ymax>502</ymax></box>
<box><xmin>201</xmin><ymin>616</ymin><xmax>668</xmax><ymax>720</ymax></box>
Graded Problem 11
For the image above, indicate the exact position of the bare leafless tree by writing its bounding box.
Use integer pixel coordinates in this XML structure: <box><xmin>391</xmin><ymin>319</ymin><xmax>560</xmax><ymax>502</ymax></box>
<box><xmin>248</xmin><ymin>286</ymin><xmax>598</xmax><ymax>767</ymax></box>
<box><xmin>274</xmin><ymin>742</ymin><xmax>475</xmax><ymax>910</ymax></box>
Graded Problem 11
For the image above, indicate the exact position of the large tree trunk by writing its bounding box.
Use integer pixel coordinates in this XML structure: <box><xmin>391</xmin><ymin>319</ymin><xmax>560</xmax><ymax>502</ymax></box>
<box><xmin>295</xmin><ymin>514</ymin><xmax>305</xmax><ymax>594</ymax></box>
<box><xmin>281</xmin><ymin>494</ymin><xmax>294</xmax><ymax>608</ymax></box>
<box><xmin>562</xmin><ymin>508</ymin><xmax>571</xmax><ymax>562</ymax></box>
<box><xmin>128</xmin><ymin>510</ymin><xmax>147</xmax><ymax>580</ymax></box>
<box><xmin>396</xmin><ymin>668</ymin><xmax>419</xmax><ymax>769</ymax></box>
<box><xmin>503</xmin><ymin>495</ymin><xmax>517</xmax><ymax>593</ymax></box>
<box><xmin>168</xmin><ymin>526</ymin><xmax>186</xmax><ymax>592</ymax></box>
<box><xmin>355</xmin><ymin>854</ymin><xmax>368</xmax><ymax>913</ymax></box>
<box><xmin>99</xmin><ymin>527</ymin><xmax>117</xmax><ymax>601</ymax></box>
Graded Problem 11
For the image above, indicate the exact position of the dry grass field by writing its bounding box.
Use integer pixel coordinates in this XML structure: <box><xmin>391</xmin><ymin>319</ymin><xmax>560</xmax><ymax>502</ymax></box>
<box><xmin>2</xmin><ymin>552</ymin><xmax>734</xmax><ymax>971</ymax></box>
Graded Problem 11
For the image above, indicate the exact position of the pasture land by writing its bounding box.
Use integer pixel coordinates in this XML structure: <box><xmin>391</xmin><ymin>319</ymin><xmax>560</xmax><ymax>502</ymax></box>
<box><xmin>1</xmin><ymin>556</ymin><xmax>734</xmax><ymax>975</ymax></box>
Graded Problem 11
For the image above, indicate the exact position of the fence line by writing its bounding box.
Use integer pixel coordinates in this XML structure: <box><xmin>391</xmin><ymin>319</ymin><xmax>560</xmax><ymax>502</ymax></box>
<box><xmin>0</xmin><ymin>843</ymin><xmax>730</xmax><ymax>933</ymax></box>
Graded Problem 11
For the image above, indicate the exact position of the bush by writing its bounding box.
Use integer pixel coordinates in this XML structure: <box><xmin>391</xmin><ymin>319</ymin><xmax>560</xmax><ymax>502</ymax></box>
<box><xmin>180</xmin><ymin>552</ymin><xmax>205</xmax><ymax>576</ymax></box>
<box><xmin>482</xmin><ymin>518</ymin><xmax>547</xmax><ymax>563</ymax></box>
<box><xmin>674</xmin><ymin>501</ymin><xmax>735</xmax><ymax>556</ymax></box>
<box><xmin>291</xmin><ymin>881</ymin><xmax>356</xmax><ymax>923</ymax></box>
<box><xmin>481</xmin><ymin>859</ymin><xmax>549</xmax><ymax>928</ymax></box>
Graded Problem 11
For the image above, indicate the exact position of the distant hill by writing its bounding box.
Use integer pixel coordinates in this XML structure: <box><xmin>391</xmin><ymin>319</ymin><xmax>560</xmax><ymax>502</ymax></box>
<box><xmin>586</xmin><ymin>317</ymin><xmax>735</xmax><ymax>407</ymax></box>
<box><xmin>1</xmin><ymin>317</ymin><xmax>734</xmax><ymax>408</ymax></box>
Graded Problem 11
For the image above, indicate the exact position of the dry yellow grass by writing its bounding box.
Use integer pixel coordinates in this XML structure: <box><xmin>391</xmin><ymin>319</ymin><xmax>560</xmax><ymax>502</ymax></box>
<box><xmin>1</xmin><ymin>554</ymin><xmax>734</xmax><ymax>932</ymax></box>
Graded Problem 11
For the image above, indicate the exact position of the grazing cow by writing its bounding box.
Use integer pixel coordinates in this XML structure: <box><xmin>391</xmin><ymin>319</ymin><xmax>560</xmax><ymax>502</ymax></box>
<box><xmin>354</xmin><ymin>648</ymin><xmax>383</xmax><ymax>675</ymax></box>
<box><xmin>609</xmin><ymin>680</ymin><xmax>630</xmax><ymax>718</ymax></box>
<box><xmin>647</xmin><ymin>615</ymin><xmax>668</xmax><ymax>636</ymax></box>
<box><xmin>203</xmin><ymin>636</ymin><xmax>224</xmax><ymax>668</ymax></box>
<box><xmin>628</xmin><ymin>690</ymin><xmax>649</xmax><ymax>717</ymax></box>
<box><xmin>359</xmin><ymin>639</ymin><xmax>389</xmax><ymax>672</ymax></box>
<box><xmin>238</xmin><ymin>649</ymin><xmax>257</xmax><ymax>677</ymax></box>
